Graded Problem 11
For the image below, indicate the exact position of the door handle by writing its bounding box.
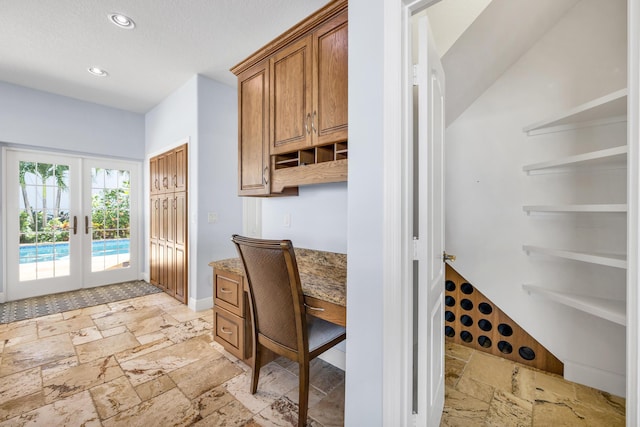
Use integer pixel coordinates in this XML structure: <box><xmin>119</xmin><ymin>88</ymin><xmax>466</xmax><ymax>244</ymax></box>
<box><xmin>73</xmin><ymin>216</ymin><xmax>77</xmax><ymax>235</ymax></box>
<box><xmin>85</xmin><ymin>216</ymin><xmax>89</xmax><ymax>235</ymax></box>
<box><xmin>443</xmin><ymin>252</ymin><xmax>456</xmax><ymax>263</ymax></box>
<box><xmin>263</xmin><ymin>166</ymin><xmax>269</xmax><ymax>184</ymax></box>
<box><xmin>305</xmin><ymin>113</ymin><xmax>311</xmax><ymax>135</ymax></box>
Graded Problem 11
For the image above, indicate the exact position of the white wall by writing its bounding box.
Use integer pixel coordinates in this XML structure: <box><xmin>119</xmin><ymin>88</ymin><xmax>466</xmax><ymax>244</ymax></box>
<box><xmin>0</xmin><ymin>81</ymin><xmax>144</xmax><ymax>158</ymax></box>
<box><xmin>0</xmin><ymin>81</ymin><xmax>145</xmax><ymax>296</ymax></box>
<box><xmin>196</xmin><ymin>76</ymin><xmax>243</xmax><ymax>306</ymax></box>
<box><xmin>345</xmin><ymin>0</ymin><xmax>386</xmax><ymax>424</ymax></box>
<box><xmin>445</xmin><ymin>0</ymin><xmax>627</xmax><ymax>395</ymax></box>
<box><xmin>261</xmin><ymin>183</ymin><xmax>347</xmax><ymax>253</ymax></box>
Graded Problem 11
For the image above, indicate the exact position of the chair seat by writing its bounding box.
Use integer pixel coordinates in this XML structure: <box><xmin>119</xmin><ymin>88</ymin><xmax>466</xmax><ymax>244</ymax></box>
<box><xmin>307</xmin><ymin>314</ymin><xmax>346</xmax><ymax>353</ymax></box>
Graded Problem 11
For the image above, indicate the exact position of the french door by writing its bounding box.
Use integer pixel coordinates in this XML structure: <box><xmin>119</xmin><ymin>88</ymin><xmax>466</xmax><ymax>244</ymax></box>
<box><xmin>5</xmin><ymin>150</ymin><xmax>139</xmax><ymax>301</ymax></box>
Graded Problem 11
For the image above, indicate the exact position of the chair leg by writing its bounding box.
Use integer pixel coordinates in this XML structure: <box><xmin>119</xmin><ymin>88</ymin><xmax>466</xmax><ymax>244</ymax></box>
<box><xmin>298</xmin><ymin>362</ymin><xmax>310</xmax><ymax>427</ymax></box>
<box><xmin>251</xmin><ymin>347</ymin><xmax>261</xmax><ymax>394</ymax></box>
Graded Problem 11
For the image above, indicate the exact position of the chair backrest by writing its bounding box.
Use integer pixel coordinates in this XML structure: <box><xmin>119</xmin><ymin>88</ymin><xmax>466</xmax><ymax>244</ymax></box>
<box><xmin>231</xmin><ymin>235</ymin><xmax>307</xmax><ymax>355</ymax></box>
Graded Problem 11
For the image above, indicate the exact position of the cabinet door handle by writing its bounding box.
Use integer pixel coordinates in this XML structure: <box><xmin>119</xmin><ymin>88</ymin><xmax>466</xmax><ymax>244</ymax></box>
<box><xmin>154</xmin><ymin>179</ymin><xmax>159</xmax><ymax>190</ymax></box>
<box><xmin>304</xmin><ymin>303</ymin><xmax>325</xmax><ymax>312</ymax></box>
<box><xmin>163</xmin><ymin>177</ymin><xmax>168</xmax><ymax>189</ymax></box>
<box><xmin>173</xmin><ymin>175</ymin><xmax>177</xmax><ymax>188</ymax></box>
<box><xmin>305</xmin><ymin>113</ymin><xmax>311</xmax><ymax>135</ymax></box>
<box><xmin>263</xmin><ymin>166</ymin><xmax>269</xmax><ymax>184</ymax></box>
<box><xmin>73</xmin><ymin>216</ymin><xmax>77</xmax><ymax>235</ymax></box>
<box><xmin>219</xmin><ymin>288</ymin><xmax>232</xmax><ymax>294</ymax></box>
<box><xmin>85</xmin><ymin>216</ymin><xmax>90</xmax><ymax>235</ymax></box>
<box><xmin>311</xmin><ymin>111</ymin><xmax>317</xmax><ymax>134</ymax></box>
<box><xmin>220</xmin><ymin>327</ymin><xmax>233</xmax><ymax>335</ymax></box>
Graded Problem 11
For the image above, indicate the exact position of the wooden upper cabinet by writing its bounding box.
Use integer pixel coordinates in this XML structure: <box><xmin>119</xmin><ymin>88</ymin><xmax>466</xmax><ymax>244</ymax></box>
<box><xmin>313</xmin><ymin>10</ymin><xmax>348</xmax><ymax>146</ymax></box>
<box><xmin>231</xmin><ymin>0</ymin><xmax>347</xmax><ymax>196</ymax></box>
<box><xmin>270</xmin><ymin>36</ymin><xmax>313</xmax><ymax>155</ymax></box>
<box><xmin>238</xmin><ymin>60</ymin><xmax>271</xmax><ymax>196</ymax></box>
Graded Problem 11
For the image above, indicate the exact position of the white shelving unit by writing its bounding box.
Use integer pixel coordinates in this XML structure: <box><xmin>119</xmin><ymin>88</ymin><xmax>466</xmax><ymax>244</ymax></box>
<box><xmin>523</xmin><ymin>245</ymin><xmax>627</xmax><ymax>269</ymax></box>
<box><xmin>522</xmin><ymin>89</ymin><xmax>628</xmax><ymax>324</ymax></box>
<box><xmin>523</xmin><ymin>145</ymin><xmax>627</xmax><ymax>174</ymax></box>
<box><xmin>523</xmin><ymin>204</ymin><xmax>627</xmax><ymax>213</ymax></box>
<box><xmin>523</xmin><ymin>89</ymin><xmax>627</xmax><ymax>136</ymax></box>
<box><xmin>522</xmin><ymin>285</ymin><xmax>625</xmax><ymax>326</ymax></box>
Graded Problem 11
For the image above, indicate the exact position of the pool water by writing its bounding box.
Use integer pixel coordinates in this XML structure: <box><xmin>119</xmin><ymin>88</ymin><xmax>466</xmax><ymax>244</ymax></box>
<box><xmin>19</xmin><ymin>239</ymin><xmax>130</xmax><ymax>264</ymax></box>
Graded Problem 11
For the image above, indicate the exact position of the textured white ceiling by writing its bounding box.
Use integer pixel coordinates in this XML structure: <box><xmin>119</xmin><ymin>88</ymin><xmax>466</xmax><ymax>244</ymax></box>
<box><xmin>0</xmin><ymin>0</ymin><xmax>330</xmax><ymax>113</ymax></box>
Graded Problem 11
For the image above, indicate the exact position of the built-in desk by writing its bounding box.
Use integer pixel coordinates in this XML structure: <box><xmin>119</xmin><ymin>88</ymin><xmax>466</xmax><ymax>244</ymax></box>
<box><xmin>209</xmin><ymin>248</ymin><xmax>346</xmax><ymax>361</ymax></box>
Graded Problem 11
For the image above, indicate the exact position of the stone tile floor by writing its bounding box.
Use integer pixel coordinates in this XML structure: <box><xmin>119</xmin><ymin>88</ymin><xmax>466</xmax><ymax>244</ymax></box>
<box><xmin>0</xmin><ymin>292</ymin><xmax>344</xmax><ymax>426</ymax></box>
<box><xmin>0</xmin><ymin>290</ymin><xmax>626</xmax><ymax>426</ymax></box>
<box><xmin>443</xmin><ymin>342</ymin><xmax>626</xmax><ymax>426</ymax></box>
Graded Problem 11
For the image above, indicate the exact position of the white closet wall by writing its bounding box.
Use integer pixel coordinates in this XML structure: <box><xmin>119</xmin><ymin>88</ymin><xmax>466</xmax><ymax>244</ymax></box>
<box><xmin>445</xmin><ymin>0</ymin><xmax>627</xmax><ymax>395</ymax></box>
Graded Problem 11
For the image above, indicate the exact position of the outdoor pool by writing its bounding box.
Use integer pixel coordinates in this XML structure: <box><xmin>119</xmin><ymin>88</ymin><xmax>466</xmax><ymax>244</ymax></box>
<box><xmin>19</xmin><ymin>239</ymin><xmax>130</xmax><ymax>264</ymax></box>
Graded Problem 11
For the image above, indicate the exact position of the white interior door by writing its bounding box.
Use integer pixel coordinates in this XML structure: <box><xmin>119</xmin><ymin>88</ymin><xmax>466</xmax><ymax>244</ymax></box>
<box><xmin>4</xmin><ymin>150</ymin><xmax>139</xmax><ymax>301</ymax></box>
<box><xmin>414</xmin><ymin>14</ymin><xmax>446</xmax><ymax>426</ymax></box>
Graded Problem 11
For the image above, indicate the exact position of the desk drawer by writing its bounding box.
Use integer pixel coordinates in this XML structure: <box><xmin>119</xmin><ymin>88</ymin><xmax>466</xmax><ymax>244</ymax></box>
<box><xmin>214</xmin><ymin>269</ymin><xmax>244</xmax><ymax>317</ymax></box>
<box><xmin>214</xmin><ymin>307</ymin><xmax>246</xmax><ymax>360</ymax></box>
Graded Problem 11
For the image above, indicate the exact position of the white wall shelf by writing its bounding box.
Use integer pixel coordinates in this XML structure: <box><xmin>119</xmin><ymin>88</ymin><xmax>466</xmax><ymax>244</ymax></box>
<box><xmin>523</xmin><ymin>89</ymin><xmax>627</xmax><ymax>135</ymax></box>
<box><xmin>523</xmin><ymin>146</ymin><xmax>627</xmax><ymax>174</ymax></box>
<box><xmin>523</xmin><ymin>245</ymin><xmax>627</xmax><ymax>269</ymax></box>
<box><xmin>523</xmin><ymin>204</ymin><xmax>627</xmax><ymax>213</ymax></box>
<box><xmin>522</xmin><ymin>284</ymin><xmax>625</xmax><ymax>326</ymax></box>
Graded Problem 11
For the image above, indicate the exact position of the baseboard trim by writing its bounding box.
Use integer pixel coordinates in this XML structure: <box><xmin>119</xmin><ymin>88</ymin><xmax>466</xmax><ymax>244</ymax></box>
<box><xmin>318</xmin><ymin>346</ymin><xmax>346</xmax><ymax>371</ymax></box>
<box><xmin>563</xmin><ymin>359</ymin><xmax>625</xmax><ymax>397</ymax></box>
<box><xmin>0</xmin><ymin>292</ymin><xmax>5</xmax><ymax>303</ymax></box>
<box><xmin>189</xmin><ymin>296</ymin><xmax>213</xmax><ymax>312</ymax></box>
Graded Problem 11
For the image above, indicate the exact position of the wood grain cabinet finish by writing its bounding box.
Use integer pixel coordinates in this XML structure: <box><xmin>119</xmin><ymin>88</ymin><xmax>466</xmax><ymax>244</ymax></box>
<box><xmin>238</xmin><ymin>60</ymin><xmax>271</xmax><ymax>196</ymax></box>
<box><xmin>213</xmin><ymin>268</ymin><xmax>251</xmax><ymax>360</ymax></box>
<box><xmin>232</xmin><ymin>0</ymin><xmax>348</xmax><ymax>196</ymax></box>
<box><xmin>149</xmin><ymin>143</ymin><xmax>188</xmax><ymax>303</ymax></box>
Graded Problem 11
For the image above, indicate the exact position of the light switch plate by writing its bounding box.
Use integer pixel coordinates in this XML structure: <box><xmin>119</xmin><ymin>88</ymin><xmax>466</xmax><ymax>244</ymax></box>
<box><xmin>208</xmin><ymin>212</ymin><xmax>218</xmax><ymax>223</ymax></box>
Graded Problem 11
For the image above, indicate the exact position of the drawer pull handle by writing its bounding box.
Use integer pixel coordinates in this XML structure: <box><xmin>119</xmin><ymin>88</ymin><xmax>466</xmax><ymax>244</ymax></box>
<box><xmin>220</xmin><ymin>327</ymin><xmax>233</xmax><ymax>335</ymax></box>
<box><xmin>304</xmin><ymin>303</ymin><xmax>325</xmax><ymax>312</ymax></box>
<box><xmin>219</xmin><ymin>288</ymin><xmax>232</xmax><ymax>294</ymax></box>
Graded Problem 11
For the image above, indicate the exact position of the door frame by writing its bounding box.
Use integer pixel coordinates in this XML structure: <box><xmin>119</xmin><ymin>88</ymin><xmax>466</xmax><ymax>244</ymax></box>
<box><xmin>381</xmin><ymin>0</ymin><xmax>441</xmax><ymax>425</ymax></box>
<box><xmin>381</xmin><ymin>0</ymin><xmax>640</xmax><ymax>425</ymax></box>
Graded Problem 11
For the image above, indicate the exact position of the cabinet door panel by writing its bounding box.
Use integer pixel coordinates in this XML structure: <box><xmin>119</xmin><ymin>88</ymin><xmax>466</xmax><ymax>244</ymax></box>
<box><xmin>150</xmin><ymin>157</ymin><xmax>159</xmax><ymax>194</ymax></box>
<box><xmin>174</xmin><ymin>192</ymin><xmax>187</xmax><ymax>246</ymax></box>
<box><xmin>314</xmin><ymin>11</ymin><xmax>348</xmax><ymax>146</ymax></box>
<box><xmin>239</xmin><ymin>61</ymin><xmax>271</xmax><ymax>195</ymax></box>
<box><xmin>173</xmin><ymin>144</ymin><xmax>188</xmax><ymax>192</ymax></box>
<box><xmin>174</xmin><ymin>245</ymin><xmax>187</xmax><ymax>303</ymax></box>
<box><xmin>150</xmin><ymin>240</ymin><xmax>159</xmax><ymax>285</ymax></box>
<box><xmin>271</xmin><ymin>36</ymin><xmax>312</xmax><ymax>154</ymax></box>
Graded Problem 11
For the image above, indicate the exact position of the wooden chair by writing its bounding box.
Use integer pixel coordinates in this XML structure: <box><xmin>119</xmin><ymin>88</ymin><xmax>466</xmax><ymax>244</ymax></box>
<box><xmin>231</xmin><ymin>235</ymin><xmax>346</xmax><ymax>427</ymax></box>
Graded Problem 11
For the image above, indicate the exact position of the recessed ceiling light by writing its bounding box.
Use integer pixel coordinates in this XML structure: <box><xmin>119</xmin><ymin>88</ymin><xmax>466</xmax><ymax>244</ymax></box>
<box><xmin>88</xmin><ymin>67</ymin><xmax>108</xmax><ymax>77</ymax></box>
<box><xmin>108</xmin><ymin>13</ymin><xmax>135</xmax><ymax>29</ymax></box>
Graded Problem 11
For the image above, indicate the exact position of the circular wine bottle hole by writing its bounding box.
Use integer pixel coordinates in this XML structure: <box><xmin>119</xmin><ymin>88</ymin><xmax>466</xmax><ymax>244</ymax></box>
<box><xmin>478</xmin><ymin>302</ymin><xmax>493</xmax><ymax>315</ymax></box>
<box><xmin>460</xmin><ymin>331</ymin><xmax>473</xmax><ymax>343</ymax></box>
<box><xmin>445</xmin><ymin>311</ymin><xmax>455</xmax><ymax>322</ymax></box>
<box><xmin>478</xmin><ymin>319</ymin><xmax>492</xmax><ymax>332</ymax></box>
<box><xmin>460</xmin><ymin>282</ymin><xmax>474</xmax><ymax>295</ymax></box>
<box><xmin>498</xmin><ymin>323</ymin><xmax>513</xmax><ymax>337</ymax></box>
<box><xmin>445</xmin><ymin>280</ymin><xmax>456</xmax><ymax>292</ymax></box>
<box><xmin>445</xmin><ymin>326</ymin><xmax>455</xmax><ymax>337</ymax></box>
<box><xmin>478</xmin><ymin>335</ymin><xmax>492</xmax><ymax>348</ymax></box>
<box><xmin>519</xmin><ymin>346</ymin><xmax>536</xmax><ymax>361</ymax></box>
<box><xmin>498</xmin><ymin>341</ymin><xmax>513</xmax><ymax>354</ymax></box>
<box><xmin>460</xmin><ymin>299</ymin><xmax>473</xmax><ymax>311</ymax></box>
<box><xmin>445</xmin><ymin>296</ymin><xmax>456</xmax><ymax>307</ymax></box>
<box><xmin>460</xmin><ymin>314</ymin><xmax>473</xmax><ymax>327</ymax></box>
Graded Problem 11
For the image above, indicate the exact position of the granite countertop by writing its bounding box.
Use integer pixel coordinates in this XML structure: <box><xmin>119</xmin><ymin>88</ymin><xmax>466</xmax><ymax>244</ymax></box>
<box><xmin>209</xmin><ymin>248</ymin><xmax>346</xmax><ymax>307</ymax></box>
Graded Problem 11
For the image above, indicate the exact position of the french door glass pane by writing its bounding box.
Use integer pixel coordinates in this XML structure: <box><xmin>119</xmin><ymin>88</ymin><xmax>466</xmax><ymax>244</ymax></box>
<box><xmin>18</xmin><ymin>161</ymin><xmax>71</xmax><ymax>281</ymax></box>
<box><xmin>90</xmin><ymin>168</ymin><xmax>131</xmax><ymax>272</ymax></box>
